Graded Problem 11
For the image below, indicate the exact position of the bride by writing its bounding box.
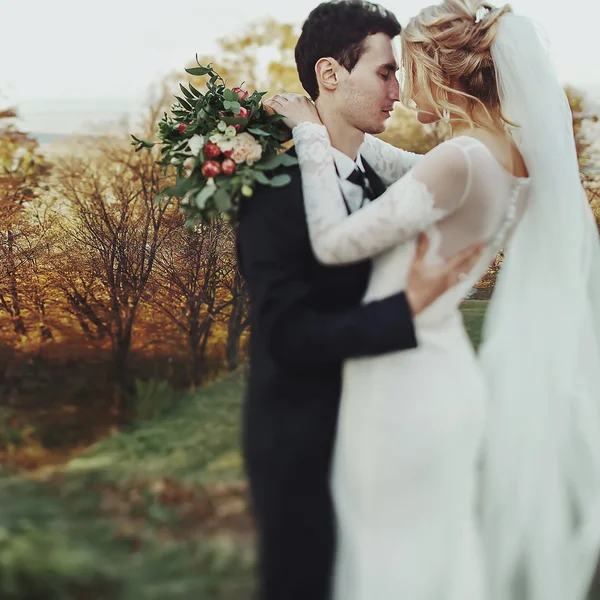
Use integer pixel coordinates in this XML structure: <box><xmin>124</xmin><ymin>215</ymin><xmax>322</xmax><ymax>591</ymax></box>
<box><xmin>264</xmin><ymin>1</ymin><xmax>600</xmax><ymax>599</ymax></box>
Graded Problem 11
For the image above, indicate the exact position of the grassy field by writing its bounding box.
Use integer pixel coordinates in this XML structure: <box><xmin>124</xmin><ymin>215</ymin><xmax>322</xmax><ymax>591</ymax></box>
<box><xmin>0</xmin><ymin>373</ymin><xmax>254</xmax><ymax>600</ymax></box>
<box><xmin>2</xmin><ymin>300</ymin><xmax>599</xmax><ymax>599</ymax></box>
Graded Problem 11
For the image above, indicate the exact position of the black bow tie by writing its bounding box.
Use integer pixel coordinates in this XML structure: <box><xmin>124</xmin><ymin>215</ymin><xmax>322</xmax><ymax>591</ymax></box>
<box><xmin>347</xmin><ymin>166</ymin><xmax>375</xmax><ymax>201</ymax></box>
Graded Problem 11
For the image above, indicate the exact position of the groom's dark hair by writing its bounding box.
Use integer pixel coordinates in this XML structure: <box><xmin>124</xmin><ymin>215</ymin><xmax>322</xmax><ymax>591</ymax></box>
<box><xmin>295</xmin><ymin>0</ymin><xmax>401</xmax><ymax>100</ymax></box>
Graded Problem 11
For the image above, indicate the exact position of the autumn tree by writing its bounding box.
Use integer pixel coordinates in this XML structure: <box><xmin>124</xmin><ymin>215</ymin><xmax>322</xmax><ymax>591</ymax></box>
<box><xmin>188</xmin><ymin>19</ymin><xmax>303</xmax><ymax>96</ymax></box>
<box><xmin>0</xmin><ymin>106</ymin><xmax>51</xmax><ymax>339</ymax></box>
<box><xmin>149</xmin><ymin>214</ymin><xmax>243</xmax><ymax>388</ymax></box>
<box><xmin>53</xmin><ymin>134</ymin><xmax>171</xmax><ymax>419</ymax></box>
<box><xmin>224</xmin><ymin>263</ymin><xmax>250</xmax><ymax>372</ymax></box>
<box><xmin>566</xmin><ymin>86</ymin><xmax>600</xmax><ymax>232</ymax></box>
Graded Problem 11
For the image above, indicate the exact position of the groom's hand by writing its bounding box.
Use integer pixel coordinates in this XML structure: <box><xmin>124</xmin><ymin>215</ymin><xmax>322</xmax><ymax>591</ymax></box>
<box><xmin>406</xmin><ymin>233</ymin><xmax>484</xmax><ymax>316</ymax></box>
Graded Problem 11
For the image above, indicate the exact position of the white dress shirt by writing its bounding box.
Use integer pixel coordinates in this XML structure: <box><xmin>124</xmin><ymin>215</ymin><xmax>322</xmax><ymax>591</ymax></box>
<box><xmin>331</xmin><ymin>147</ymin><xmax>369</xmax><ymax>214</ymax></box>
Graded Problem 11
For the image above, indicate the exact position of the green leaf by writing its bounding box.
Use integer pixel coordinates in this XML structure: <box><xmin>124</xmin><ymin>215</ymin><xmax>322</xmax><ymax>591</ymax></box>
<box><xmin>173</xmin><ymin>140</ymin><xmax>190</xmax><ymax>152</ymax></box>
<box><xmin>214</xmin><ymin>188</ymin><xmax>232</xmax><ymax>211</ymax></box>
<box><xmin>179</xmin><ymin>83</ymin><xmax>195</xmax><ymax>101</ymax></box>
<box><xmin>229</xmin><ymin>101</ymin><xmax>241</xmax><ymax>114</ymax></box>
<box><xmin>161</xmin><ymin>175</ymin><xmax>195</xmax><ymax>199</ymax></box>
<box><xmin>223</xmin><ymin>100</ymin><xmax>232</xmax><ymax>110</ymax></box>
<box><xmin>223</xmin><ymin>89</ymin><xmax>239</xmax><ymax>102</ymax></box>
<box><xmin>186</xmin><ymin>66</ymin><xmax>212</xmax><ymax>76</ymax></box>
<box><xmin>189</xmin><ymin>83</ymin><xmax>202</xmax><ymax>98</ymax></box>
<box><xmin>247</xmin><ymin>127</ymin><xmax>271</xmax><ymax>137</ymax></box>
<box><xmin>175</xmin><ymin>96</ymin><xmax>192</xmax><ymax>111</ymax></box>
<box><xmin>195</xmin><ymin>185</ymin><xmax>216</xmax><ymax>209</ymax></box>
<box><xmin>280</xmin><ymin>154</ymin><xmax>298</xmax><ymax>167</ymax></box>
<box><xmin>254</xmin><ymin>153</ymin><xmax>285</xmax><ymax>171</ymax></box>
<box><xmin>254</xmin><ymin>171</ymin><xmax>271</xmax><ymax>186</ymax></box>
<box><xmin>220</xmin><ymin>116</ymin><xmax>247</xmax><ymax>126</ymax></box>
<box><xmin>130</xmin><ymin>135</ymin><xmax>156</xmax><ymax>149</ymax></box>
<box><xmin>271</xmin><ymin>128</ymin><xmax>290</xmax><ymax>142</ymax></box>
<box><xmin>269</xmin><ymin>174</ymin><xmax>292</xmax><ymax>188</ymax></box>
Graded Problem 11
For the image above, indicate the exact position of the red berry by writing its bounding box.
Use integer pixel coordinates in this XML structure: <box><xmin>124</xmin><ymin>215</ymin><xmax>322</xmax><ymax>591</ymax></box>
<box><xmin>204</xmin><ymin>141</ymin><xmax>221</xmax><ymax>158</ymax></box>
<box><xmin>222</xmin><ymin>158</ymin><xmax>236</xmax><ymax>176</ymax></box>
<box><xmin>177</xmin><ymin>123</ymin><xmax>186</xmax><ymax>133</ymax></box>
<box><xmin>202</xmin><ymin>160</ymin><xmax>221</xmax><ymax>178</ymax></box>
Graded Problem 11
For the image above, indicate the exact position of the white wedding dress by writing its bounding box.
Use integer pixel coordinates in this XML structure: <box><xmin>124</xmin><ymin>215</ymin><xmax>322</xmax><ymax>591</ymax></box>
<box><xmin>293</xmin><ymin>122</ymin><xmax>531</xmax><ymax>600</ymax></box>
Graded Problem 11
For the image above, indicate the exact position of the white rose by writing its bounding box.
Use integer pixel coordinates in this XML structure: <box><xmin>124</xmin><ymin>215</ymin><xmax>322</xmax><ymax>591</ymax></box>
<box><xmin>210</xmin><ymin>133</ymin><xmax>224</xmax><ymax>144</ymax></box>
<box><xmin>183</xmin><ymin>157</ymin><xmax>195</xmax><ymax>170</ymax></box>
<box><xmin>187</xmin><ymin>134</ymin><xmax>204</xmax><ymax>156</ymax></box>
<box><xmin>217</xmin><ymin>139</ymin><xmax>235</xmax><ymax>153</ymax></box>
<box><xmin>248</xmin><ymin>143</ymin><xmax>262</xmax><ymax>163</ymax></box>
<box><xmin>217</xmin><ymin>120</ymin><xmax>228</xmax><ymax>132</ymax></box>
<box><xmin>225</xmin><ymin>126</ymin><xmax>237</xmax><ymax>138</ymax></box>
<box><xmin>230</xmin><ymin>132</ymin><xmax>263</xmax><ymax>165</ymax></box>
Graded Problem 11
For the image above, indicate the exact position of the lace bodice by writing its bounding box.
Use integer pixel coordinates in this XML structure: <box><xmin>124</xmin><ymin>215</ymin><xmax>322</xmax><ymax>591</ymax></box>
<box><xmin>292</xmin><ymin>122</ymin><xmax>530</xmax><ymax>270</ymax></box>
<box><xmin>359</xmin><ymin>133</ymin><xmax>422</xmax><ymax>187</ymax></box>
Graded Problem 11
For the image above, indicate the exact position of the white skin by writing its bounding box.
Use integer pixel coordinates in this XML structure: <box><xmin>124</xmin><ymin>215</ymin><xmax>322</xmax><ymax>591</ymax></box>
<box><xmin>262</xmin><ymin>33</ymin><xmax>487</xmax><ymax>315</ymax></box>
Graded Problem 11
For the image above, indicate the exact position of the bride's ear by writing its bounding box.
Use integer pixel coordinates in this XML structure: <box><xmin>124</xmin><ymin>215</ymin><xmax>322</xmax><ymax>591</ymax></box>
<box><xmin>315</xmin><ymin>57</ymin><xmax>339</xmax><ymax>92</ymax></box>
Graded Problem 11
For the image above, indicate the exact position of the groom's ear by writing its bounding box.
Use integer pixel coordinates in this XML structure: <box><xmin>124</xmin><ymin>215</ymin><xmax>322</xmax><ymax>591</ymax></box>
<box><xmin>315</xmin><ymin>57</ymin><xmax>340</xmax><ymax>93</ymax></box>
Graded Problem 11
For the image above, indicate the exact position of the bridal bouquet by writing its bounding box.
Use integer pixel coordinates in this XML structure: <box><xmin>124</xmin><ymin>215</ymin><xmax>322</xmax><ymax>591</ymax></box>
<box><xmin>132</xmin><ymin>61</ymin><xmax>296</xmax><ymax>226</ymax></box>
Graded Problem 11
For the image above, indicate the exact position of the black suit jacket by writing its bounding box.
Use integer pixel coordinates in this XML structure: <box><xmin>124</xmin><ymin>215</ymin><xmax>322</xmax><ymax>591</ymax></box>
<box><xmin>236</xmin><ymin>149</ymin><xmax>417</xmax><ymax>481</ymax></box>
<box><xmin>236</xmin><ymin>148</ymin><xmax>419</xmax><ymax>599</ymax></box>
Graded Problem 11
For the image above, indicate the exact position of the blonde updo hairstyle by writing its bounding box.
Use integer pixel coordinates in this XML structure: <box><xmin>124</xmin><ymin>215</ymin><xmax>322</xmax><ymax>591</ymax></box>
<box><xmin>401</xmin><ymin>0</ymin><xmax>513</xmax><ymax>127</ymax></box>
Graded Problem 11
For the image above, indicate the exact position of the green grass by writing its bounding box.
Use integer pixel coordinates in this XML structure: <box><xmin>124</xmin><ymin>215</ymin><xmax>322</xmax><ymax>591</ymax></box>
<box><xmin>460</xmin><ymin>299</ymin><xmax>488</xmax><ymax>350</ymax></box>
<box><xmin>2</xmin><ymin>300</ymin><xmax>599</xmax><ymax>599</ymax></box>
<box><xmin>0</xmin><ymin>371</ymin><xmax>254</xmax><ymax>600</ymax></box>
<box><xmin>69</xmin><ymin>373</ymin><xmax>246</xmax><ymax>484</ymax></box>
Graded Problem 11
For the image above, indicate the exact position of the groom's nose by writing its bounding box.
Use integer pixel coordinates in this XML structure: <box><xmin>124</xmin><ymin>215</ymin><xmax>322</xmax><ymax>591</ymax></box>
<box><xmin>388</xmin><ymin>78</ymin><xmax>400</xmax><ymax>103</ymax></box>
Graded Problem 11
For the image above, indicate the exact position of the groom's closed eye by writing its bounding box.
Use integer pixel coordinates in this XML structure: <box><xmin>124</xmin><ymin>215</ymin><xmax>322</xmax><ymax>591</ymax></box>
<box><xmin>379</xmin><ymin>63</ymin><xmax>398</xmax><ymax>81</ymax></box>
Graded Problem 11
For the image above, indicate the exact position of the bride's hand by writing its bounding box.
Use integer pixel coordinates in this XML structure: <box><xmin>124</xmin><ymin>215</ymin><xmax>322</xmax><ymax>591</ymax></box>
<box><xmin>263</xmin><ymin>93</ymin><xmax>322</xmax><ymax>130</ymax></box>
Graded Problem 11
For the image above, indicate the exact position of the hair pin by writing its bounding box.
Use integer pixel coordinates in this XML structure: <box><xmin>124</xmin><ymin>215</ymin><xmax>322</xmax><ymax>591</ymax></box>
<box><xmin>475</xmin><ymin>6</ymin><xmax>491</xmax><ymax>23</ymax></box>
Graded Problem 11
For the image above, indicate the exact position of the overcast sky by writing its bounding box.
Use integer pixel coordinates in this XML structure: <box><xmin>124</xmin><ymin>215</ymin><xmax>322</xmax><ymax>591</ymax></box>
<box><xmin>2</xmin><ymin>0</ymin><xmax>599</xmax><ymax>134</ymax></box>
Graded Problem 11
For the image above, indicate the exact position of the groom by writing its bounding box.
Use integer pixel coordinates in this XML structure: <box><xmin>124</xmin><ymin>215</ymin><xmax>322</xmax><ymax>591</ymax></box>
<box><xmin>236</xmin><ymin>1</ymin><xmax>483</xmax><ymax>599</ymax></box>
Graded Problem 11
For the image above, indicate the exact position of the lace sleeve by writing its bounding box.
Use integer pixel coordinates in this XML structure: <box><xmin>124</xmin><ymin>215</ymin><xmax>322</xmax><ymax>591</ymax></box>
<box><xmin>360</xmin><ymin>134</ymin><xmax>423</xmax><ymax>187</ymax></box>
<box><xmin>292</xmin><ymin>122</ymin><xmax>472</xmax><ymax>265</ymax></box>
